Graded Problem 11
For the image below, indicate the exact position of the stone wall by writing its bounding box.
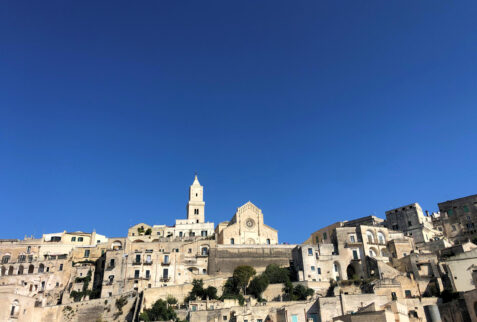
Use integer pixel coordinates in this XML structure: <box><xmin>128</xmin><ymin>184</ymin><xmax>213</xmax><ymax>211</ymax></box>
<box><xmin>208</xmin><ymin>245</ymin><xmax>294</xmax><ymax>274</ymax></box>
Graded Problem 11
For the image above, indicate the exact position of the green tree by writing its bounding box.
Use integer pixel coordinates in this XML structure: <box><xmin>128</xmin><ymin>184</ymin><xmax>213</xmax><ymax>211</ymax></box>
<box><xmin>247</xmin><ymin>274</ymin><xmax>269</xmax><ymax>299</ymax></box>
<box><xmin>145</xmin><ymin>228</ymin><xmax>152</xmax><ymax>235</ymax></box>
<box><xmin>166</xmin><ymin>295</ymin><xmax>178</xmax><ymax>306</ymax></box>
<box><xmin>264</xmin><ymin>264</ymin><xmax>290</xmax><ymax>284</ymax></box>
<box><xmin>222</xmin><ymin>277</ymin><xmax>239</xmax><ymax>296</ymax></box>
<box><xmin>205</xmin><ymin>286</ymin><xmax>218</xmax><ymax>300</ymax></box>
<box><xmin>293</xmin><ymin>284</ymin><xmax>314</xmax><ymax>300</ymax></box>
<box><xmin>232</xmin><ymin>266</ymin><xmax>256</xmax><ymax>294</ymax></box>
<box><xmin>140</xmin><ymin>299</ymin><xmax>177</xmax><ymax>321</ymax></box>
<box><xmin>185</xmin><ymin>279</ymin><xmax>218</xmax><ymax>302</ymax></box>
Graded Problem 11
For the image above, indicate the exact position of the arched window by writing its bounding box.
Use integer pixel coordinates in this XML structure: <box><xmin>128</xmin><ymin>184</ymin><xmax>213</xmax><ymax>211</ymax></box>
<box><xmin>201</xmin><ymin>247</ymin><xmax>208</xmax><ymax>256</ymax></box>
<box><xmin>381</xmin><ymin>249</ymin><xmax>389</xmax><ymax>257</ymax></box>
<box><xmin>38</xmin><ymin>263</ymin><xmax>45</xmax><ymax>273</ymax></box>
<box><xmin>377</xmin><ymin>232</ymin><xmax>385</xmax><ymax>244</ymax></box>
<box><xmin>2</xmin><ymin>255</ymin><xmax>10</xmax><ymax>264</ymax></box>
<box><xmin>202</xmin><ymin>269</ymin><xmax>207</xmax><ymax>274</ymax></box>
<box><xmin>266</xmin><ymin>239</ymin><xmax>271</xmax><ymax>245</ymax></box>
<box><xmin>1</xmin><ymin>266</ymin><xmax>5</xmax><ymax>276</ymax></box>
<box><xmin>366</xmin><ymin>231</ymin><xmax>375</xmax><ymax>243</ymax></box>
<box><xmin>8</xmin><ymin>266</ymin><xmax>14</xmax><ymax>275</ymax></box>
<box><xmin>18</xmin><ymin>265</ymin><xmax>24</xmax><ymax>275</ymax></box>
<box><xmin>230</xmin><ymin>238</ymin><xmax>235</xmax><ymax>245</ymax></box>
<box><xmin>28</xmin><ymin>265</ymin><xmax>34</xmax><ymax>274</ymax></box>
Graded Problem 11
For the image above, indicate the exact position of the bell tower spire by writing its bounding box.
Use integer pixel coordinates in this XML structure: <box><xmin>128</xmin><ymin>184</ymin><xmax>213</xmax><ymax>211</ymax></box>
<box><xmin>187</xmin><ymin>174</ymin><xmax>205</xmax><ymax>223</ymax></box>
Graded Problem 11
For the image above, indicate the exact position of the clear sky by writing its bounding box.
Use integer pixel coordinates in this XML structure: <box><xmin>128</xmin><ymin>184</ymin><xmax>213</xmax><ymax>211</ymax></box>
<box><xmin>1</xmin><ymin>1</ymin><xmax>476</xmax><ymax>243</ymax></box>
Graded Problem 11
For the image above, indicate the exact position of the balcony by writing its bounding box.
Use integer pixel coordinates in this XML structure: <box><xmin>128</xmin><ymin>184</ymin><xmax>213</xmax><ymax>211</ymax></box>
<box><xmin>106</xmin><ymin>265</ymin><xmax>115</xmax><ymax>270</ymax></box>
<box><xmin>132</xmin><ymin>261</ymin><xmax>142</xmax><ymax>266</ymax></box>
<box><xmin>162</xmin><ymin>261</ymin><xmax>171</xmax><ymax>266</ymax></box>
<box><xmin>160</xmin><ymin>277</ymin><xmax>170</xmax><ymax>282</ymax></box>
<box><xmin>344</xmin><ymin>241</ymin><xmax>362</xmax><ymax>247</ymax></box>
<box><xmin>143</xmin><ymin>261</ymin><xmax>153</xmax><ymax>265</ymax></box>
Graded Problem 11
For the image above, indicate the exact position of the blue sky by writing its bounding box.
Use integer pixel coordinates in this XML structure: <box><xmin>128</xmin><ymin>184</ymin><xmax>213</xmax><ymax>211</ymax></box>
<box><xmin>1</xmin><ymin>1</ymin><xmax>476</xmax><ymax>243</ymax></box>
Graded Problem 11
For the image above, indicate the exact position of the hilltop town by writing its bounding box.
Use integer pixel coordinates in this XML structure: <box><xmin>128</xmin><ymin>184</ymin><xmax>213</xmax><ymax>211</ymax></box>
<box><xmin>1</xmin><ymin>176</ymin><xmax>476</xmax><ymax>321</ymax></box>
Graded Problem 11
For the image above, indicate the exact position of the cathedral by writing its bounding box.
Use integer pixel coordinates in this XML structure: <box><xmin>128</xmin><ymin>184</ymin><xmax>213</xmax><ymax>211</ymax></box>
<box><xmin>215</xmin><ymin>201</ymin><xmax>278</xmax><ymax>245</ymax></box>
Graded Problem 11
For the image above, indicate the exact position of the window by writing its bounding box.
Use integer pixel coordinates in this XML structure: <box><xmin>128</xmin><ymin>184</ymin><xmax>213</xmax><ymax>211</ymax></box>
<box><xmin>203</xmin><ymin>269</ymin><xmax>207</xmax><ymax>274</ymax></box>
<box><xmin>164</xmin><ymin>255</ymin><xmax>169</xmax><ymax>264</ymax></box>
<box><xmin>201</xmin><ymin>231</ymin><xmax>207</xmax><ymax>237</ymax></box>
<box><xmin>366</xmin><ymin>231</ymin><xmax>374</xmax><ymax>243</ymax></box>
<box><xmin>27</xmin><ymin>246</ymin><xmax>31</xmax><ymax>254</ymax></box>
<box><xmin>146</xmin><ymin>270</ymin><xmax>150</xmax><ymax>278</ymax></box>
<box><xmin>179</xmin><ymin>232</ymin><xmax>183</xmax><ymax>237</ymax></box>
<box><xmin>352</xmin><ymin>249</ymin><xmax>359</xmax><ymax>260</ymax></box>
<box><xmin>71</xmin><ymin>237</ymin><xmax>77</xmax><ymax>242</ymax></box>
<box><xmin>323</xmin><ymin>232</ymin><xmax>327</xmax><ymax>240</ymax></box>
<box><xmin>190</xmin><ymin>232</ymin><xmax>195</xmax><ymax>237</ymax></box>
<box><xmin>408</xmin><ymin>221</ymin><xmax>412</xmax><ymax>226</ymax></box>
<box><xmin>311</xmin><ymin>266</ymin><xmax>315</xmax><ymax>271</ymax></box>
<box><xmin>163</xmin><ymin>268</ymin><xmax>169</xmax><ymax>278</ymax></box>
<box><xmin>334</xmin><ymin>264</ymin><xmax>338</xmax><ymax>272</ymax></box>
<box><xmin>2</xmin><ymin>255</ymin><xmax>10</xmax><ymax>264</ymax></box>
<box><xmin>448</xmin><ymin>209</ymin><xmax>453</xmax><ymax>216</ymax></box>
<box><xmin>223</xmin><ymin>316</ymin><xmax>228</xmax><ymax>321</ymax></box>
<box><xmin>377</xmin><ymin>232</ymin><xmax>385</xmax><ymax>244</ymax></box>
<box><xmin>188</xmin><ymin>248</ymin><xmax>192</xmax><ymax>253</ymax></box>
<box><xmin>392</xmin><ymin>224</ymin><xmax>399</xmax><ymax>230</ymax></box>
<box><xmin>308</xmin><ymin>248</ymin><xmax>313</xmax><ymax>256</ymax></box>
<box><xmin>230</xmin><ymin>238</ymin><xmax>234</xmax><ymax>245</ymax></box>
<box><xmin>315</xmin><ymin>236</ymin><xmax>319</xmax><ymax>243</ymax></box>
<box><xmin>194</xmin><ymin>209</ymin><xmax>199</xmax><ymax>215</ymax></box>
<box><xmin>201</xmin><ymin>247</ymin><xmax>208</xmax><ymax>256</ymax></box>
<box><xmin>59</xmin><ymin>264</ymin><xmax>63</xmax><ymax>271</ymax></box>
<box><xmin>350</xmin><ymin>235</ymin><xmax>355</xmax><ymax>243</ymax></box>
<box><xmin>266</xmin><ymin>239</ymin><xmax>271</xmax><ymax>244</ymax></box>
<box><xmin>403</xmin><ymin>252</ymin><xmax>407</xmax><ymax>257</ymax></box>
<box><xmin>464</xmin><ymin>206</ymin><xmax>470</xmax><ymax>213</ymax></box>
<box><xmin>405</xmin><ymin>290</ymin><xmax>412</xmax><ymax>298</ymax></box>
<box><xmin>134</xmin><ymin>270</ymin><xmax>140</xmax><ymax>278</ymax></box>
<box><xmin>84</xmin><ymin>250</ymin><xmax>90</xmax><ymax>258</ymax></box>
<box><xmin>135</xmin><ymin>254</ymin><xmax>141</xmax><ymax>263</ymax></box>
<box><xmin>318</xmin><ymin>267</ymin><xmax>321</xmax><ymax>274</ymax></box>
<box><xmin>78</xmin><ymin>237</ymin><xmax>83</xmax><ymax>242</ymax></box>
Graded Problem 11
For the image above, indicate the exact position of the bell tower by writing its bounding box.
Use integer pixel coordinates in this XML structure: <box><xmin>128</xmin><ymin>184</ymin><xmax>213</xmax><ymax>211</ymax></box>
<box><xmin>187</xmin><ymin>174</ymin><xmax>205</xmax><ymax>223</ymax></box>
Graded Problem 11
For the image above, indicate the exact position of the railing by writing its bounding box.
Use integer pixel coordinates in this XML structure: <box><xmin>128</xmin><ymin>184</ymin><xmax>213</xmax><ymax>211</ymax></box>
<box><xmin>162</xmin><ymin>261</ymin><xmax>170</xmax><ymax>266</ymax></box>
<box><xmin>132</xmin><ymin>261</ymin><xmax>141</xmax><ymax>265</ymax></box>
<box><xmin>160</xmin><ymin>277</ymin><xmax>170</xmax><ymax>282</ymax></box>
<box><xmin>143</xmin><ymin>261</ymin><xmax>153</xmax><ymax>265</ymax></box>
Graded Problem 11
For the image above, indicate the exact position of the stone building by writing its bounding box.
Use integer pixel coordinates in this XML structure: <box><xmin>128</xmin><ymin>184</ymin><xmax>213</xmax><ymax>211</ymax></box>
<box><xmin>127</xmin><ymin>176</ymin><xmax>215</xmax><ymax>241</ymax></box>
<box><xmin>385</xmin><ymin>203</ymin><xmax>442</xmax><ymax>246</ymax></box>
<box><xmin>435</xmin><ymin>194</ymin><xmax>477</xmax><ymax>243</ymax></box>
<box><xmin>215</xmin><ymin>201</ymin><xmax>278</xmax><ymax>245</ymax></box>
<box><xmin>440</xmin><ymin>247</ymin><xmax>477</xmax><ymax>293</ymax></box>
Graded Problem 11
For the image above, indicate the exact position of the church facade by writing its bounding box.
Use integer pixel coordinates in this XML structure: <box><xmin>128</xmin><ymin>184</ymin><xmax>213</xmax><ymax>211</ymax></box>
<box><xmin>215</xmin><ymin>201</ymin><xmax>278</xmax><ymax>245</ymax></box>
